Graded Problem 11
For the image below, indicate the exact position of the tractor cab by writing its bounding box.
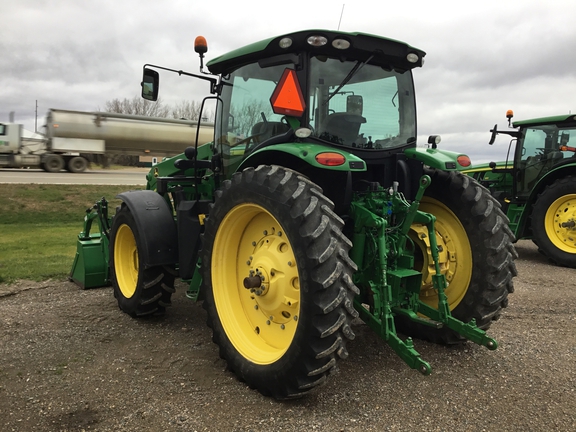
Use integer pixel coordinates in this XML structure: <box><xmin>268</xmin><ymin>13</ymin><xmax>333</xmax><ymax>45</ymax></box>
<box><xmin>141</xmin><ymin>30</ymin><xmax>473</xmax><ymax>208</ymax></box>
<box><xmin>207</xmin><ymin>31</ymin><xmax>424</xmax><ymax>177</ymax></box>
<box><xmin>512</xmin><ymin>115</ymin><xmax>576</xmax><ymax>197</ymax></box>
<box><xmin>483</xmin><ymin>112</ymin><xmax>576</xmax><ymax>202</ymax></box>
<box><xmin>465</xmin><ymin>111</ymin><xmax>576</xmax><ymax>267</ymax></box>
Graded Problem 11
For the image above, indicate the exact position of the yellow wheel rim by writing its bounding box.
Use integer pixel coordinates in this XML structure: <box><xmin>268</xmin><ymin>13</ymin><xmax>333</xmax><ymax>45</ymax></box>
<box><xmin>114</xmin><ymin>224</ymin><xmax>139</xmax><ymax>299</ymax></box>
<box><xmin>544</xmin><ymin>194</ymin><xmax>576</xmax><ymax>253</ymax></box>
<box><xmin>409</xmin><ymin>197</ymin><xmax>472</xmax><ymax>311</ymax></box>
<box><xmin>212</xmin><ymin>203</ymin><xmax>300</xmax><ymax>365</ymax></box>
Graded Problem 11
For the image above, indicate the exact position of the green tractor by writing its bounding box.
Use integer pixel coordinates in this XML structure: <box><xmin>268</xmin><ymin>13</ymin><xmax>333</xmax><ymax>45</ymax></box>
<box><xmin>465</xmin><ymin>110</ymin><xmax>576</xmax><ymax>267</ymax></box>
<box><xmin>70</xmin><ymin>30</ymin><xmax>517</xmax><ymax>399</ymax></box>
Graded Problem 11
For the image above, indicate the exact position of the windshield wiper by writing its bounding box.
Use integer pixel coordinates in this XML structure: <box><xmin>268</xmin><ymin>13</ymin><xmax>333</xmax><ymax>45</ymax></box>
<box><xmin>325</xmin><ymin>54</ymin><xmax>374</xmax><ymax>104</ymax></box>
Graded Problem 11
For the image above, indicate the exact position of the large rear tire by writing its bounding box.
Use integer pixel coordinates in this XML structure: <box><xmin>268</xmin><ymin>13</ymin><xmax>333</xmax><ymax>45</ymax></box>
<box><xmin>201</xmin><ymin>165</ymin><xmax>359</xmax><ymax>399</ymax></box>
<box><xmin>402</xmin><ymin>169</ymin><xmax>517</xmax><ymax>343</ymax></box>
<box><xmin>531</xmin><ymin>176</ymin><xmax>576</xmax><ymax>267</ymax></box>
<box><xmin>109</xmin><ymin>204</ymin><xmax>174</xmax><ymax>317</ymax></box>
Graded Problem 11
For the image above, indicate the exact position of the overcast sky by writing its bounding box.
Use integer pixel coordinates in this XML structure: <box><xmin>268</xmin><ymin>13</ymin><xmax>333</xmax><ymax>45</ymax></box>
<box><xmin>2</xmin><ymin>0</ymin><xmax>576</xmax><ymax>163</ymax></box>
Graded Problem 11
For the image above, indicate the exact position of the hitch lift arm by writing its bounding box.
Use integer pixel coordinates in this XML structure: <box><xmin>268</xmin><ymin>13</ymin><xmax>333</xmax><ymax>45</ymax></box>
<box><xmin>350</xmin><ymin>176</ymin><xmax>498</xmax><ymax>375</ymax></box>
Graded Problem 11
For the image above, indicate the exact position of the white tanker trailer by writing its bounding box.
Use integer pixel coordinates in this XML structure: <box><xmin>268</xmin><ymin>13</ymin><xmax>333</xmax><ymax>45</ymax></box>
<box><xmin>0</xmin><ymin>108</ymin><xmax>213</xmax><ymax>173</ymax></box>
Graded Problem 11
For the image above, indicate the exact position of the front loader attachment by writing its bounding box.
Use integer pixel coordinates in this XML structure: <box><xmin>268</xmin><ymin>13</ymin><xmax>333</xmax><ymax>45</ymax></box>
<box><xmin>69</xmin><ymin>198</ymin><xmax>111</xmax><ymax>289</ymax></box>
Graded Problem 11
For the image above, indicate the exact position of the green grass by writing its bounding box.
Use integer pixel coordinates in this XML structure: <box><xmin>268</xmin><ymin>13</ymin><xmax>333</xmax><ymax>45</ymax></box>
<box><xmin>0</xmin><ymin>184</ymin><xmax>143</xmax><ymax>283</ymax></box>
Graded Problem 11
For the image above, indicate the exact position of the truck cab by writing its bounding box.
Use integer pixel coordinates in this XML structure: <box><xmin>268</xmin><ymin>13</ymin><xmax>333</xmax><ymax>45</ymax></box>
<box><xmin>0</xmin><ymin>123</ymin><xmax>21</xmax><ymax>154</ymax></box>
<box><xmin>0</xmin><ymin>123</ymin><xmax>47</xmax><ymax>168</ymax></box>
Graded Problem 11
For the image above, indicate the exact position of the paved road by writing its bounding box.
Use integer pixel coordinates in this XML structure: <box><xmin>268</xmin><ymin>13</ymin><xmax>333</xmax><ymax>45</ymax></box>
<box><xmin>0</xmin><ymin>168</ymin><xmax>150</xmax><ymax>185</ymax></box>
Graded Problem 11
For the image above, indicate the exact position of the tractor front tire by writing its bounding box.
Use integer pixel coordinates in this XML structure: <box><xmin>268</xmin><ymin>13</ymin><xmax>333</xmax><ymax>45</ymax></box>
<box><xmin>403</xmin><ymin>169</ymin><xmax>517</xmax><ymax>344</ymax></box>
<box><xmin>201</xmin><ymin>165</ymin><xmax>359</xmax><ymax>399</ymax></box>
<box><xmin>109</xmin><ymin>204</ymin><xmax>175</xmax><ymax>317</ymax></box>
<box><xmin>531</xmin><ymin>176</ymin><xmax>576</xmax><ymax>267</ymax></box>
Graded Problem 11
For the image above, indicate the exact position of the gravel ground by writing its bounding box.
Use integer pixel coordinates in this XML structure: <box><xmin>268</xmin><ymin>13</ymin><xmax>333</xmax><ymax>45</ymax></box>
<box><xmin>0</xmin><ymin>239</ymin><xmax>575</xmax><ymax>431</ymax></box>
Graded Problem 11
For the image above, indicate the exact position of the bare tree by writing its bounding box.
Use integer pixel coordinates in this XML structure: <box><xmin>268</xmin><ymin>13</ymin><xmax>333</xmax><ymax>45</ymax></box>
<box><xmin>171</xmin><ymin>100</ymin><xmax>201</xmax><ymax>120</ymax></box>
<box><xmin>232</xmin><ymin>99</ymin><xmax>274</xmax><ymax>138</ymax></box>
<box><xmin>103</xmin><ymin>96</ymin><xmax>170</xmax><ymax>118</ymax></box>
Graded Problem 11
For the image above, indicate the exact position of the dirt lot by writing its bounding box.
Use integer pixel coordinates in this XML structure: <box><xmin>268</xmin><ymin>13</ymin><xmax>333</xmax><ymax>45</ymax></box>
<box><xmin>1</xmin><ymin>240</ymin><xmax>575</xmax><ymax>431</ymax></box>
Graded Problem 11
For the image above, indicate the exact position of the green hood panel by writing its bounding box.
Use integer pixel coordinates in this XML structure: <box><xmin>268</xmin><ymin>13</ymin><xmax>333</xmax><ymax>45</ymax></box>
<box><xmin>404</xmin><ymin>147</ymin><xmax>469</xmax><ymax>171</ymax></box>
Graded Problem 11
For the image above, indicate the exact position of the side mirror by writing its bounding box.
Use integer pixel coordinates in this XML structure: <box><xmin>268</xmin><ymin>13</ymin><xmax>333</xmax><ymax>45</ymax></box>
<box><xmin>489</xmin><ymin>124</ymin><xmax>498</xmax><ymax>145</ymax></box>
<box><xmin>141</xmin><ymin>68</ymin><xmax>159</xmax><ymax>101</ymax></box>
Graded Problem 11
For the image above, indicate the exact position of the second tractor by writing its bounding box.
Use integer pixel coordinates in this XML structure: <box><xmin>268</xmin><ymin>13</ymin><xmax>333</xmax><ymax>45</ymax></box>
<box><xmin>465</xmin><ymin>110</ymin><xmax>576</xmax><ymax>267</ymax></box>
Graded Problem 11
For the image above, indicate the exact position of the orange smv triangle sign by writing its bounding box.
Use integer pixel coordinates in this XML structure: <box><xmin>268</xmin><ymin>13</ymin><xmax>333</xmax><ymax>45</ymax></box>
<box><xmin>270</xmin><ymin>68</ymin><xmax>306</xmax><ymax>117</ymax></box>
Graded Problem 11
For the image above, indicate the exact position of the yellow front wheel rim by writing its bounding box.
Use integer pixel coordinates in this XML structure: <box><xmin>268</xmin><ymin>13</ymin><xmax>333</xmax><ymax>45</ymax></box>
<box><xmin>212</xmin><ymin>203</ymin><xmax>300</xmax><ymax>365</ymax></box>
<box><xmin>114</xmin><ymin>224</ymin><xmax>139</xmax><ymax>299</ymax></box>
<box><xmin>410</xmin><ymin>197</ymin><xmax>472</xmax><ymax>311</ymax></box>
<box><xmin>544</xmin><ymin>194</ymin><xmax>576</xmax><ymax>253</ymax></box>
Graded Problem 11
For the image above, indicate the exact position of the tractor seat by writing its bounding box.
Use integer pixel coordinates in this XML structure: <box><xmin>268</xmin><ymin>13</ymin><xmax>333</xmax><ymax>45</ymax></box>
<box><xmin>250</xmin><ymin>121</ymin><xmax>290</xmax><ymax>144</ymax></box>
<box><xmin>546</xmin><ymin>151</ymin><xmax>564</xmax><ymax>162</ymax></box>
<box><xmin>318</xmin><ymin>112</ymin><xmax>366</xmax><ymax>146</ymax></box>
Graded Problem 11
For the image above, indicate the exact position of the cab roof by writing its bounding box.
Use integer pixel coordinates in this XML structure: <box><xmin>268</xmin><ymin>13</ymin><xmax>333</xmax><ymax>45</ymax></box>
<box><xmin>513</xmin><ymin>114</ymin><xmax>576</xmax><ymax>127</ymax></box>
<box><xmin>206</xmin><ymin>29</ymin><xmax>426</xmax><ymax>76</ymax></box>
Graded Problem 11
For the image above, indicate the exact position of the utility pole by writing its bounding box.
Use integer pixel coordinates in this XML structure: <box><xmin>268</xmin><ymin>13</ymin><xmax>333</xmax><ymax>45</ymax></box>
<box><xmin>35</xmin><ymin>100</ymin><xmax>38</xmax><ymax>132</ymax></box>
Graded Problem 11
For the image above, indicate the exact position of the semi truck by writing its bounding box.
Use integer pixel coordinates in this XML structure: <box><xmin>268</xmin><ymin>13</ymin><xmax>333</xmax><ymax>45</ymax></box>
<box><xmin>0</xmin><ymin>108</ymin><xmax>213</xmax><ymax>172</ymax></box>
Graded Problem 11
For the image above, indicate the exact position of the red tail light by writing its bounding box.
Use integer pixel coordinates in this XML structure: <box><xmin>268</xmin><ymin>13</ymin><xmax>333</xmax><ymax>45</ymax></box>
<box><xmin>316</xmin><ymin>152</ymin><xmax>346</xmax><ymax>166</ymax></box>
<box><xmin>457</xmin><ymin>155</ymin><xmax>471</xmax><ymax>167</ymax></box>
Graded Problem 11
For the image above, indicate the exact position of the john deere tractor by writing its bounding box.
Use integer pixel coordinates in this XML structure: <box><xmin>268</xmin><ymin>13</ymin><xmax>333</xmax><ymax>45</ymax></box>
<box><xmin>71</xmin><ymin>30</ymin><xmax>517</xmax><ymax>399</ymax></box>
<box><xmin>465</xmin><ymin>111</ymin><xmax>576</xmax><ymax>267</ymax></box>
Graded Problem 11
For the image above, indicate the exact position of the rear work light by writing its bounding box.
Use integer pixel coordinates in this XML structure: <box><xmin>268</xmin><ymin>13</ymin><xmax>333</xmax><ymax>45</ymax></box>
<box><xmin>332</xmin><ymin>38</ymin><xmax>350</xmax><ymax>49</ymax></box>
<box><xmin>316</xmin><ymin>152</ymin><xmax>346</xmax><ymax>166</ymax></box>
<box><xmin>307</xmin><ymin>35</ymin><xmax>328</xmax><ymax>47</ymax></box>
<box><xmin>407</xmin><ymin>53</ymin><xmax>420</xmax><ymax>63</ymax></box>
<box><xmin>279</xmin><ymin>37</ymin><xmax>293</xmax><ymax>49</ymax></box>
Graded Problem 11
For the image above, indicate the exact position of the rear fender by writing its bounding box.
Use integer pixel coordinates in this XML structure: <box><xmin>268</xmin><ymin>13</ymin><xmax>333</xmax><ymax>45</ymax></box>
<box><xmin>237</xmin><ymin>145</ymin><xmax>365</xmax><ymax>216</ymax></box>
<box><xmin>237</xmin><ymin>143</ymin><xmax>367</xmax><ymax>173</ymax></box>
<box><xmin>116</xmin><ymin>190</ymin><xmax>178</xmax><ymax>268</ymax></box>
